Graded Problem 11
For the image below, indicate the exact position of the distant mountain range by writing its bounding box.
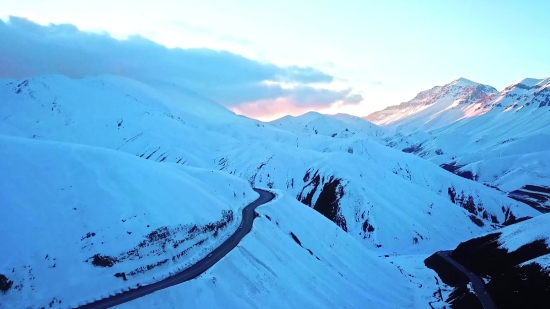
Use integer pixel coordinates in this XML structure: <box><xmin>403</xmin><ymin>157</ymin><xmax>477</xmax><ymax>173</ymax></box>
<box><xmin>366</xmin><ymin>77</ymin><xmax>550</xmax><ymax>212</ymax></box>
<box><xmin>365</xmin><ymin>77</ymin><xmax>550</xmax><ymax>130</ymax></box>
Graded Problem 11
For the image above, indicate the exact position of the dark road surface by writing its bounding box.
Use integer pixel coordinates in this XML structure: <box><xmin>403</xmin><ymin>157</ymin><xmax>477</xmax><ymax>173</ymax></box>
<box><xmin>76</xmin><ymin>188</ymin><xmax>275</xmax><ymax>309</ymax></box>
<box><xmin>437</xmin><ymin>250</ymin><xmax>497</xmax><ymax>309</ymax></box>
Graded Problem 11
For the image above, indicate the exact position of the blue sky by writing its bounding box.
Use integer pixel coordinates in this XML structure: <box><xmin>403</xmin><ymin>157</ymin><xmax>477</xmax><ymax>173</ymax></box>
<box><xmin>1</xmin><ymin>0</ymin><xmax>549</xmax><ymax>119</ymax></box>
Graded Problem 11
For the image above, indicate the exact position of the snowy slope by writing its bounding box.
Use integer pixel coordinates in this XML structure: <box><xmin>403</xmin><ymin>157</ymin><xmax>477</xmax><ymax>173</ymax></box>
<box><xmin>0</xmin><ymin>133</ymin><xmax>446</xmax><ymax>309</ymax></box>
<box><xmin>270</xmin><ymin>111</ymin><xmax>385</xmax><ymax>140</ymax></box>
<box><xmin>521</xmin><ymin>254</ymin><xmax>550</xmax><ymax>272</ymax></box>
<box><xmin>385</xmin><ymin>254</ymin><xmax>454</xmax><ymax>309</ymax></box>
<box><xmin>495</xmin><ymin>213</ymin><xmax>550</xmax><ymax>253</ymax></box>
<box><xmin>0</xmin><ymin>75</ymin><xmax>258</xmax><ymax>169</ymax></box>
<box><xmin>217</xmin><ymin>135</ymin><xmax>539</xmax><ymax>254</ymax></box>
<box><xmin>115</xmin><ymin>192</ymin><xmax>418</xmax><ymax>309</ymax></box>
<box><xmin>0</xmin><ymin>135</ymin><xmax>257</xmax><ymax>309</ymax></box>
<box><xmin>365</xmin><ymin>78</ymin><xmax>498</xmax><ymax>131</ymax></box>
<box><xmin>380</xmin><ymin>77</ymin><xmax>550</xmax><ymax>211</ymax></box>
<box><xmin>0</xmin><ymin>75</ymin><xmax>538</xmax><ymax>257</ymax></box>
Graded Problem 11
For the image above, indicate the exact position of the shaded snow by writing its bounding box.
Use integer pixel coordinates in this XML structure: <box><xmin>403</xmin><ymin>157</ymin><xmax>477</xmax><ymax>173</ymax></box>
<box><xmin>115</xmin><ymin>192</ymin><xmax>416</xmax><ymax>309</ymax></box>
<box><xmin>521</xmin><ymin>254</ymin><xmax>550</xmax><ymax>270</ymax></box>
<box><xmin>497</xmin><ymin>213</ymin><xmax>550</xmax><ymax>252</ymax></box>
<box><xmin>0</xmin><ymin>135</ymin><xmax>256</xmax><ymax>308</ymax></box>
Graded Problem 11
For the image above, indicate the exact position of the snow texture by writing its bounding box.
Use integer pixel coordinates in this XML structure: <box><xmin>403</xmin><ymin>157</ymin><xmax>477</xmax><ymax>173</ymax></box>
<box><xmin>114</xmin><ymin>193</ymin><xmax>418</xmax><ymax>309</ymax></box>
<box><xmin>0</xmin><ymin>73</ymin><xmax>545</xmax><ymax>308</ymax></box>
<box><xmin>0</xmin><ymin>135</ymin><xmax>256</xmax><ymax>308</ymax></box>
<box><xmin>375</xmin><ymin>77</ymin><xmax>550</xmax><ymax>211</ymax></box>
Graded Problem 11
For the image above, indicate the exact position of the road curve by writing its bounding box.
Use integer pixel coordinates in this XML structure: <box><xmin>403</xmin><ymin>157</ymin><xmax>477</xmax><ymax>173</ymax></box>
<box><xmin>76</xmin><ymin>188</ymin><xmax>275</xmax><ymax>309</ymax></box>
<box><xmin>437</xmin><ymin>250</ymin><xmax>497</xmax><ymax>309</ymax></box>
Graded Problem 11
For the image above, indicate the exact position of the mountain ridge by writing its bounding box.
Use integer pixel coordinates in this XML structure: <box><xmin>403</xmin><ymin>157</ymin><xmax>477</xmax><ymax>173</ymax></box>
<box><xmin>376</xmin><ymin>76</ymin><xmax>550</xmax><ymax>212</ymax></box>
<box><xmin>366</xmin><ymin>76</ymin><xmax>550</xmax><ymax>130</ymax></box>
<box><xmin>364</xmin><ymin>77</ymin><xmax>498</xmax><ymax>130</ymax></box>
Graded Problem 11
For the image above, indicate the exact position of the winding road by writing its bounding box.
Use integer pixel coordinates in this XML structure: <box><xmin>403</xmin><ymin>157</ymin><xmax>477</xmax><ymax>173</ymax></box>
<box><xmin>437</xmin><ymin>250</ymin><xmax>497</xmax><ymax>309</ymax></box>
<box><xmin>76</xmin><ymin>188</ymin><xmax>275</xmax><ymax>309</ymax></box>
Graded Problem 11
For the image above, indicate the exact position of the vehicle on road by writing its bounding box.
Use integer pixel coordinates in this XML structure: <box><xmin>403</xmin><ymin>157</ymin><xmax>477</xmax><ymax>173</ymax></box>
<box><xmin>207</xmin><ymin>253</ymin><xmax>213</xmax><ymax>258</ymax></box>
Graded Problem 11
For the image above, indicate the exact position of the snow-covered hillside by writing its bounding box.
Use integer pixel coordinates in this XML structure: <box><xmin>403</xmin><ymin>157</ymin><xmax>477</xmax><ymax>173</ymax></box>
<box><xmin>0</xmin><ymin>75</ymin><xmax>537</xmax><ymax>256</ymax></box>
<box><xmin>377</xmin><ymin>77</ymin><xmax>550</xmax><ymax>212</ymax></box>
<box><xmin>115</xmin><ymin>192</ymin><xmax>422</xmax><ymax>309</ymax></box>
<box><xmin>0</xmin><ymin>135</ymin><xmax>256</xmax><ymax>308</ymax></box>
<box><xmin>218</xmin><ymin>135</ymin><xmax>540</xmax><ymax>254</ymax></box>
<box><xmin>365</xmin><ymin>78</ymin><xmax>498</xmax><ymax>131</ymax></box>
<box><xmin>0</xmin><ymin>74</ymin><xmax>543</xmax><ymax>308</ymax></box>
<box><xmin>0</xmin><ymin>75</ymin><xmax>251</xmax><ymax>169</ymax></box>
<box><xmin>271</xmin><ymin>111</ymin><xmax>385</xmax><ymax>140</ymax></box>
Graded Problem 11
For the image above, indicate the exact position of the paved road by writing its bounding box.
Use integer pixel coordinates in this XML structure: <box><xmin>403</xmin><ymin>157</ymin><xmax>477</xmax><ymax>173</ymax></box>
<box><xmin>437</xmin><ymin>250</ymin><xmax>497</xmax><ymax>309</ymax></box>
<box><xmin>76</xmin><ymin>188</ymin><xmax>275</xmax><ymax>309</ymax></box>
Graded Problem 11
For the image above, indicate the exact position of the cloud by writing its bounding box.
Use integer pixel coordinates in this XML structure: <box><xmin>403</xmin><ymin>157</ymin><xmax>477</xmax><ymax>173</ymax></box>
<box><xmin>0</xmin><ymin>16</ymin><xmax>354</xmax><ymax>112</ymax></box>
<box><xmin>289</xmin><ymin>87</ymin><xmax>351</xmax><ymax>106</ymax></box>
<box><xmin>342</xmin><ymin>93</ymin><xmax>363</xmax><ymax>105</ymax></box>
<box><xmin>168</xmin><ymin>21</ymin><xmax>252</xmax><ymax>46</ymax></box>
<box><xmin>275</xmin><ymin>66</ymin><xmax>332</xmax><ymax>84</ymax></box>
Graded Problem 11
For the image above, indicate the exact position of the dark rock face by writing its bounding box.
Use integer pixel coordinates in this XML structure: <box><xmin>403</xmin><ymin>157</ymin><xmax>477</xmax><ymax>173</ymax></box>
<box><xmin>441</xmin><ymin>163</ymin><xmax>465</xmax><ymax>174</ymax></box>
<box><xmin>362</xmin><ymin>220</ymin><xmax>375</xmax><ymax>233</ymax></box>
<box><xmin>424</xmin><ymin>254</ymin><xmax>482</xmax><ymax>309</ymax></box>
<box><xmin>450</xmin><ymin>232</ymin><xmax>550</xmax><ymax>309</ymax></box>
<box><xmin>501</xmin><ymin>206</ymin><xmax>532</xmax><ymax>226</ymax></box>
<box><xmin>91</xmin><ymin>254</ymin><xmax>117</xmax><ymax>267</ymax></box>
<box><xmin>446</xmin><ymin>286</ymin><xmax>483</xmax><ymax>309</ymax></box>
<box><xmin>298</xmin><ymin>169</ymin><xmax>348</xmax><ymax>231</ymax></box>
<box><xmin>487</xmin><ymin>262</ymin><xmax>550</xmax><ymax>309</ymax></box>
<box><xmin>289</xmin><ymin>232</ymin><xmax>302</xmax><ymax>247</ymax></box>
<box><xmin>425</xmin><ymin>254</ymin><xmax>469</xmax><ymax>287</ymax></box>
<box><xmin>298</xmin><ymin>170</ymin><xmax>321</xmax><ymax>207</ymax></box>
<box><xmin>313</xmin><ymin>177</ymin><xmax>348</xmax><ymax>232</ymax></box>
<box><xmin>0</xmin><ymin>274</ymin><xmax>13</xmax><ymax>294</ymax></box>
<box><xmin>114</xmin><ymin>272</ymin><xmax>127</xmax><ymax>281</ymax></box>
<box><xmin>440</xmin><ymin>163</ymin><xmax>477</xmax><ymax>181</ymax></box>
<box><xmin>446</xmin><ymin>185</ymin><xmax>498</xmax><ymax>226</ymax></box>
<box><xmin>508</xmin><ymin>185</ymin><xmax>550</xmax><ymax>213</ymax></box>
<box><xmin>402</xmin><ymin>143</ymin><xmax>424</xmax><ymax>154</ymax></box>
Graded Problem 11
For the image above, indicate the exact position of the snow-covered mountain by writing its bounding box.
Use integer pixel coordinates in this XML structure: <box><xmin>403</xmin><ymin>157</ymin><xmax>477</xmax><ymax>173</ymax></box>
<box><xmin>270</xmin><ymin>111</ymin><xmax>386</xmax><ymax>140</ymax></box>
<box><xmin>115</xmin><ymin>192</ymin><xmax>418</xmax><ymax>309</ymax></box>
<box><xmin>484</xmin><ymin>77</ymin><xmax>550</xmax><ymax>112</ymax></box>
<box><xmin>1</xmin><ymin>75</ymin><xmax>536</xmax><ymax>251</ymax></box>
<box><xmin>366</xmin><ymin>78</ymin><xmax>498</xmax><ymax>131</ymax></box>
<box><xmin>375</xmin><ymin>77</ymin><xmax>550</xmax><ymax>212</ymax></box>
<box><xmin>0</xmin><ymin>74</ymin><xmax>543</xmax><ymax>308</ymax></box>
<box><xmin>427</xmin><ymin>213</ymin><xmax>550</xmax><ymax>308</ymax></box>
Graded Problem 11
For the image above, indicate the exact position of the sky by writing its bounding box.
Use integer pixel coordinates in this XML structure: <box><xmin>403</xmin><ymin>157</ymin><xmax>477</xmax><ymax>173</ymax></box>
<box><xmin>1</xmin><ymin>0</ymin><xmax>550</xmax><ymax>121</ymax></box>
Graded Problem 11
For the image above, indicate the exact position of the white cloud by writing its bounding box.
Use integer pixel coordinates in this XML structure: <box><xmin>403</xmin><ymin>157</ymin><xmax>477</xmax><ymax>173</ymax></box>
<box><xmin>0</xmin><ymin>16</ymin><xmax>361</xmax><ymax>109</ymax></box>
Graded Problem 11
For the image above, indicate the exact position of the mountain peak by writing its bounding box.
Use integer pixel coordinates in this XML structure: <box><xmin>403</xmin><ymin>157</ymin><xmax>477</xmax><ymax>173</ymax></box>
<box><xmin>450</xmin><ymin>77</ymin><xmax>479</xmax><ymax>87</ymax></box>
<box><xmin>365</xmin><ymin>77</ymin><xmax>498</xmax><ymax>129</ymax></box>
<box><xmin>515</xmin><ymin>77</ymin><xmax>548</xmax><ymax>87</ymax></box>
